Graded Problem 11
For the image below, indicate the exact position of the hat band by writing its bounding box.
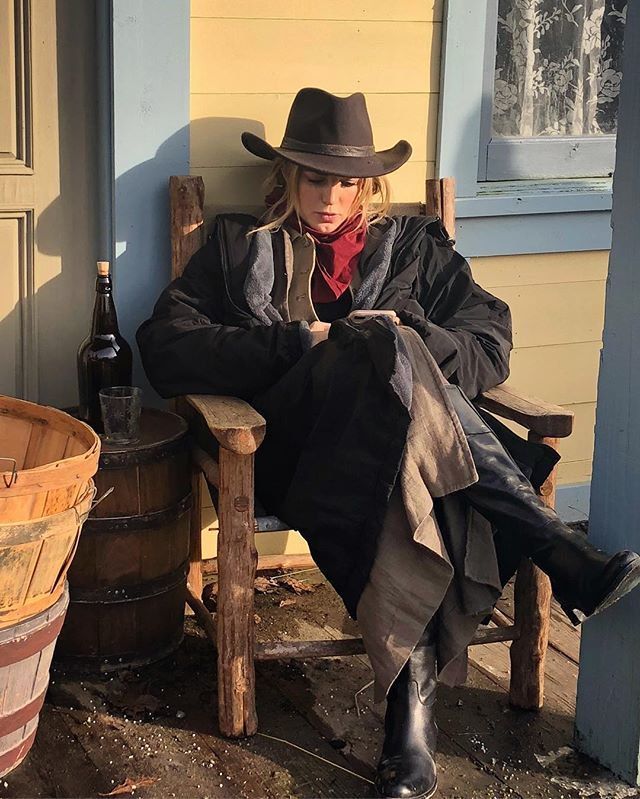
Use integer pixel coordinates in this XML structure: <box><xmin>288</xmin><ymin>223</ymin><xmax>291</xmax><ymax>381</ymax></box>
<box><xmin>280</xmin><ymin>137</ymin><xmax>376</xmax><ymax>158</ymax></box>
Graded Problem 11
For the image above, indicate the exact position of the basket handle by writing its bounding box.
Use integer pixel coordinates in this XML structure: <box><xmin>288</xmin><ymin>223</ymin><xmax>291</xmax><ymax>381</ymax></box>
<box><xmin>0</xmin><ymin>459</ymin><xmax>18</xmax><ymax>489</ymax></box>
<box><xmin>72</xmin><ymin>485</ymin><xmax>114</xmax><ymax>526</ymax></box>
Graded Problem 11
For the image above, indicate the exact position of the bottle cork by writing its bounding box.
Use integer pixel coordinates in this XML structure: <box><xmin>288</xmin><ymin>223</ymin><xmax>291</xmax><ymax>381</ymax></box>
<box><xmin>96</xmin><ymin>261</ymin><xmax>110</xmax><ymax>277</ymax></box>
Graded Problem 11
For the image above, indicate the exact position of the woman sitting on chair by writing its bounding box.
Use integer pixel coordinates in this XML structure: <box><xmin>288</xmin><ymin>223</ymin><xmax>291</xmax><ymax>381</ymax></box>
<box><xmin>138</xmin><ymin>88</ymin><xmax>640</xmax><ymax>799</ymax></box>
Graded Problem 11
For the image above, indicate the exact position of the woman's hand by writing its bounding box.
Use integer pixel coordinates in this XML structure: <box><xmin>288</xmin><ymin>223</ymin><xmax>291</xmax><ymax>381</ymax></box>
<box><xmin>309</xmin><ymin>321</ymin><xmax>331</xmax><ymax>346</ymax></box>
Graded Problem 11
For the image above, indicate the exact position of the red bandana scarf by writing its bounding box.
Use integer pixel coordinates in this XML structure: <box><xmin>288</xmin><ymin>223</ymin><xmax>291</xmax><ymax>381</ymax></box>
<box><xmin>265</xmin><ymin>188</ymin><xmax>367</xmax><ymax>303</ymax></box>
<box><xmin>288</xmin><ymin>214</ymin><xmax>367</xmax><ymax>303</ymax></box>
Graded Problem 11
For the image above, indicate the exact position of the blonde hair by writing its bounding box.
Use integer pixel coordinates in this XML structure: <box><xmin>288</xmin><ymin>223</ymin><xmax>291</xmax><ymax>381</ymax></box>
<box><xmin>252</xmin><ymin>158</ymin><xmax>391</xmax><ymax>234</ymax></box>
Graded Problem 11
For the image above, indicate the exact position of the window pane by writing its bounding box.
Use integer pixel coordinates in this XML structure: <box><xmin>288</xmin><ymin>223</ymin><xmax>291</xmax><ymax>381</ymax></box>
<box><xmin>493</xmin><ymin>0</ymin><xmax>627</xmax><ymax>137</ymax></box>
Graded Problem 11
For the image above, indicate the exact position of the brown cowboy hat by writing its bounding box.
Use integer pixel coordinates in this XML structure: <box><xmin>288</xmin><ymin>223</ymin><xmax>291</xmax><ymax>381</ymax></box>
<box><xmin>241</xmin><ymin>87</ymin><xmax>412</xmax><ymax>178</ymax></box>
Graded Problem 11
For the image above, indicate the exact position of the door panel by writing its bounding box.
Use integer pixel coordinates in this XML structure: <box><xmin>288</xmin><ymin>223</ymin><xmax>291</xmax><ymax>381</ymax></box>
<box><xmin>0</xmin><ymin>0</ymin><xmax>97</xmax><ymax>406</ymax></box>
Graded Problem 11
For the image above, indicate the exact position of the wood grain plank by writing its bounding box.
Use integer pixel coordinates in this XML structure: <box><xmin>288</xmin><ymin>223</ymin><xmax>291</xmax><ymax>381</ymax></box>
<box><xmin>470</xmin><ymin>250</ymin><xmax>609</xmax><ymax>289</ymax></box>
<box><xmin>216</xmin><ymin>448</ymin><xmax>258</xmax><ymax>736</ymax></box>
<box><xmin>508</xmin><ymin>342</ymin><xmax>601</xmax><ymax>406</ymax></box>
<box><xmin>191</xmin><ymin>0</ymin><xmax>443</xmax><ymax>22</ymax></box>
<box><xmin>0</xmin><ymin>417</ymin><xmax>33</xmax><ymax>470</ymax></box>
<box><xmin>500</xmin><ymin>280</ymin><xmax>605</xmax><ymax>348</ymax></box>
<box><xmin>191</xmin><ymin>19</ymin><xmax>440</xmax><ymax>94</ymax></box>
<box><xmin>470</xmin><ymin>637</ymin><xmax>578</xmax><ymax>717</ymax></box>
<box><xmin>22</xmin><ymin>424</ymin><xmax>65</xmax><ymax>470</ymax></box>
<box><xmin>479</xmin><ymin>385</ymin><xmax>573</xmax><ymax>438</ymax></box>
<box><xmin>187</xmin><ymin>395</ymin><xmax>265</xmax><ymax>455</ymax></box>
<box><xmin>497</xmin><ymin>581</ymin><xmax>581</xmax><ymax>665</ymax></box>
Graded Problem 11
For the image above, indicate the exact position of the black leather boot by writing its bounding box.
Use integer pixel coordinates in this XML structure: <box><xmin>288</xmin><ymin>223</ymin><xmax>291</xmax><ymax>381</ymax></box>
<box><xmin>375</xmin><ymin>622</ymin><xmax>438</xmax><ymax>799</ymax></box>
<box><xmin>448</xmin><ymin>386</ymin><xmax>640</xmax><ymax>624</ymax></box>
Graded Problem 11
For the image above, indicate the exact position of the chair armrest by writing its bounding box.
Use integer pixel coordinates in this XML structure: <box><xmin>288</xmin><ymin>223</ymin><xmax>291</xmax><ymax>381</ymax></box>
<box><xmin>476</xmin><ymin>384</ymin><xmax>574</xmax><ymax>439</ymax></box>
<box><xmin>185</xmin><ymin>394</ymin><xmax>266</xmax><ymax>454</ymax></box>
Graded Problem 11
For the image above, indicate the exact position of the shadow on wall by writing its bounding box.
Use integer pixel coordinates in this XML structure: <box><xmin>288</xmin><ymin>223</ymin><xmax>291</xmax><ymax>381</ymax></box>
<box><xmin>108</xmin><ymin>116</ymin><xmax>270</xmax><ymax>402</ymax></box>
<box><xmin>25</xmin><ymin>116</ymin><xmax>270</xmax><ymax>408</ymax></box>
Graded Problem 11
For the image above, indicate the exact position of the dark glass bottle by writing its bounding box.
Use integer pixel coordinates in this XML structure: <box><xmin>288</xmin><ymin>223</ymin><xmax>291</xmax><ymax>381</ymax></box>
<box><xmin>77</xmin><ymin>261</ymin><xmax>133</xmax><ymax>431</ymax></box>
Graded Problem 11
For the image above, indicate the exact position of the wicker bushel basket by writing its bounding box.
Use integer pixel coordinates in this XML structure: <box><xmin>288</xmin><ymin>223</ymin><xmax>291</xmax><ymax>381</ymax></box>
<box><xmin>0</xmin><ymin>484</ymin><xmax>95</xmax><ymax>627</ymax></box>
<box><xmin>0</xmin><ymin>396</ymin><xmax>100</xmax><ymax>523</ymax></box>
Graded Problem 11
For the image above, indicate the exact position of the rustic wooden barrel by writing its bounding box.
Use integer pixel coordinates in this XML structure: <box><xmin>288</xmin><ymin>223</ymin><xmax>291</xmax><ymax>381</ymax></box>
<box><xmin>0</xmin><ymin>395</ymin><xmax>100</xmax><ymax>523</ymax></box>
<box><xmin>56</xmin><ymin>409</ymin><xmax>191</xmax><ymax>669</ymax></box>
<box><xmin>0</xmin><ymin>585</ymin><xmax>69</xmax><ymax>777</ymax></box>
<box><xmin>0</xmin><ymin>484</ymin><xmax>94</xmax><ymax>627</ymax></box>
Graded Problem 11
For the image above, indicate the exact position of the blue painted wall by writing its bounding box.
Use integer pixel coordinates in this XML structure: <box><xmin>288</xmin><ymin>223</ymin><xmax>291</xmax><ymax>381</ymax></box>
<box><xmin>574</xmin><ymin>0</ymin><xmax>640</xmax><ymax>785</ymax></box>
<box><xmin>111</xmin><ymin>0</ymin><xmax>190</xmax><ymax>394</ymax></box>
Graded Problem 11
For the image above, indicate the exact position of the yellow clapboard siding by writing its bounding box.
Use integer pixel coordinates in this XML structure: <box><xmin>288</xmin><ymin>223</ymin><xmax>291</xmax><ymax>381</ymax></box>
<box><xmin>191</xmin><ymin>18</ymin><xmax>440</xmax><ymax>95</ymax></box>
<box><xmin>195</xmin><ymin>161</ymin><xmax>433</xmax><ymax>209</ymax></box>
<box><xmin>507</xmin><ymin>341</ymin><xmax>601</xmax><ymax>406</ymax></box>
<box><xmin>557</xmin><ymin>460</ymin><xmax>592</xmax><ymax>485</ymax></box>
<box><xmin>499</xmin><ymin>401</ymin><xmax>595</xmax><ymax>464</ymax></box>
<box><xmin>498</xmin><ymin>281</ymin><xmax>605</xmax><ymax>348</ymax></box>
<box><xmin>471</xmin><ymin>250</ymin><xmax>609</xmax><ymax>288</ymax></box>
<box><xmin>558</xmin><ymin>403</ymin><xmax>596</xmax><ymax>464</ymax></box>
<box><xmin>190</xmin><ymin>92</ymin><xmax>438</xmax><ymax>167</ymax></box>
<box><xmin>191</xmin><ymin>0</ymin><xmax>443</xmax><ymax>22</ymax></box>
<box><xmin>200</xmin><ymin>506</ymin><xmax>310</xmax><ymax>559</ymax></box>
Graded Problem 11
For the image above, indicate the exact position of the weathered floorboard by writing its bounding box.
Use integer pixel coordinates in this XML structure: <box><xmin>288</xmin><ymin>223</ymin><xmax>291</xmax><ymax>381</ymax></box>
<box><xmin>0</xmin><ymin>570</ymin><xmax>628</xmax><ymax>799</ymax></box>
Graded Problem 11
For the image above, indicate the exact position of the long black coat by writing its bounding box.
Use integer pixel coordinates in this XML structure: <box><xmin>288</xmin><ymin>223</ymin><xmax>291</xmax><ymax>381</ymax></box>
<box><xmin>138</xmin><ymin>214</ymin><xmax>558</xmax><ymax>616</ymax></box>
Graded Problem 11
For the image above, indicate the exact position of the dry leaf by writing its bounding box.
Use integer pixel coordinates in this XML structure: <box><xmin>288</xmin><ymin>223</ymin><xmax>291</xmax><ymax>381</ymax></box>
<box><xmin>254</xmin><ymin>613</ymin><xmax>261</xmax><ymax>624</ymax></box>
<box><xmin>96</xmin><ymin>713</ymin><xmax>127</xmax><ymax>732</ymax></box>
<box><xmin>279</xmin><ymin>598</ymin><xmax>297</xmax><ymax>608</ymax></box>
<box><xmin>99</xmin><ymin>776</ymin><xmax>156</xmax><ymax>796</ymax></box>
<box><xmin>280</xmin><ymin>576</ymin><xmax>315</xmax><ymax>595</ymax></box>
<box><xmin>254</xmin><ymin>576</ymin><xmax>277</xmax><ymax>593</ymax></box>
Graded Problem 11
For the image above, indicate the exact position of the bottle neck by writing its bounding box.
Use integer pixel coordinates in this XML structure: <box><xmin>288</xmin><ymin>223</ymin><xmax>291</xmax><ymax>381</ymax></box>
<box><xmin>91</xmin><ymin>275</ymin><xmax>120</xmax><ymax>336</ymax></box>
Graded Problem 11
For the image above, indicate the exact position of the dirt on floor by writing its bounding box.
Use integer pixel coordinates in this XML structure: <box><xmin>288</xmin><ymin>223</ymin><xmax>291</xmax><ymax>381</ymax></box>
<box><xmin>1</xmin><ymin>569</ymin><xmax>639</xmax><ymax>799</ymax></box>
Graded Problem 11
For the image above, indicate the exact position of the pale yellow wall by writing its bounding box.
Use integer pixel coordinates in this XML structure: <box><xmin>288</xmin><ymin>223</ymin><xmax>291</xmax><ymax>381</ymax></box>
<box><xmin>189</xmin><ymin>2</ymin><xmax>603</xmax><ymax>555</ymax></box>
<box><xmin>471</xmin><ymin>251</ymin><xmax>606</xmax><ymax>486</ymax></box>
<box><xmin>190</xmin><ymin>0</ymin><xmax>442</xmax><ymax>211</ymax></box>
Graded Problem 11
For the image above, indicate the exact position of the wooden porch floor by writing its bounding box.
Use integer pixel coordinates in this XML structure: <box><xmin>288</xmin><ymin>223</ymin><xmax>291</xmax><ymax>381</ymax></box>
<box><xmin>5</xmin><ymin>572</ymin><xmax>639</xmax><ymax>799</ymax></box>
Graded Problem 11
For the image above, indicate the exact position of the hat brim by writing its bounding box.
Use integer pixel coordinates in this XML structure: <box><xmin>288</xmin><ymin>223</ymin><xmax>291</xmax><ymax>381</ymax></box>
<box><xmin>241</xmin><ymin>131</ymin><xmax>411</xmax><ymax>178</ymax></box>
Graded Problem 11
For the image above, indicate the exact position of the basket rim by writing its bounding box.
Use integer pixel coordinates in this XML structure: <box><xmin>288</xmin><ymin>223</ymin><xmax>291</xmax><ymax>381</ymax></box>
<box><xmin>0</xmin><ymin>396</ymin><xmax>100</xmax><ymax>494</ymax></box>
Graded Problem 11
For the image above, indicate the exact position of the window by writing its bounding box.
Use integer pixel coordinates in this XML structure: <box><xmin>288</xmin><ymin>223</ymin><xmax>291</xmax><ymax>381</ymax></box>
<box><xmin>479</xmin><ymin>0</ymin><xmax>628</xmax><ymax>181</ymax></box>
<box><xmin>438</xmin><ymin>0</ymin><xmax>626</xmax><ymax>254</ymax></box>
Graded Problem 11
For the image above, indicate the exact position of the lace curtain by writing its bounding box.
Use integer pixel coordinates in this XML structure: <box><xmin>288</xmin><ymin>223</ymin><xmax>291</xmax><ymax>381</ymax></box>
<box><xmin>493</xmin><ymin>0</ymin><xmax>627</xmax><ymax>137</ymax></box>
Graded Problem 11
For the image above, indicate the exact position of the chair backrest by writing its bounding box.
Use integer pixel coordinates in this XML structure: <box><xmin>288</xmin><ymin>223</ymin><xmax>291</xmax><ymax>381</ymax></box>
<box><xmin>169</xmin><ymin>175</ymin><xmax>456</xmax><ymax>280</ymax></box>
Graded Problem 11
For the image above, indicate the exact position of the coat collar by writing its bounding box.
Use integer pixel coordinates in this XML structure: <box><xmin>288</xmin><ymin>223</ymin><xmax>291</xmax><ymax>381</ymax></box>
<box><xmin>243</xmin><ymin>217</ymin><xmax>398</xmax><ymax>324</ymax></box>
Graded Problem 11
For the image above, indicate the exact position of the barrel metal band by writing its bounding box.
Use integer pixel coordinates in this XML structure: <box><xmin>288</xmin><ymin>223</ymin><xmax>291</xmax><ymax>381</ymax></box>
<box><xmin>57</xmin><ymin>628</ymin><xmax>185</xmax><ymax>671</ymax></box>
<box><xmin>84</xmin><ymin>492</ymin><xmax>192</xmax><ymax>532</ymax></box>
<box><xmin>280</xmin><ymin>137</ymin><xmax>375</xmax><ymax>157</ymax></box>
<box><xmin>69</xmin><ymin>562</ymin><xmax>188</xmax><ymax>604</ymax></box>
<box><xmin>99</xmin><ymin>435</ymin><xmax>188</xmax><ymax>469</ymax></box>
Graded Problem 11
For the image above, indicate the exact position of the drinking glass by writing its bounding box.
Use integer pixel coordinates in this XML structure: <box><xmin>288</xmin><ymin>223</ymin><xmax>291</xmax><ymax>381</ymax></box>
<box><xmin>99</xmin><ymin>386</ymin><xmax>142</xmax><ymax>444</ymax></box>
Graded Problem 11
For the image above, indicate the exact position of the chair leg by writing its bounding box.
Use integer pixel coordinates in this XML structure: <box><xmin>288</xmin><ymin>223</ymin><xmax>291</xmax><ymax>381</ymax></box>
<box><xmin>508</xmin><ymin>434</ymin><xmax>557</xmax><ymax>710</ymax></box>
<box><xmin>188</xmin><ymin>466</ymin><xmax>204</xmax><ymax>602</ymax></box>
<box><xmin>216</xmin><ymin>447</ymin><xmax>259</xmax><ymax>737</ymax></box>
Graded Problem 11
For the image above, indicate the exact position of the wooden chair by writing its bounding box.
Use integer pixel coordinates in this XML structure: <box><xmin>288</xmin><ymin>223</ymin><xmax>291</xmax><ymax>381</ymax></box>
<box><xmin>171</xmin><ymin>175</ymin><xmax>574</xmax><ymax>738</ymax></box>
